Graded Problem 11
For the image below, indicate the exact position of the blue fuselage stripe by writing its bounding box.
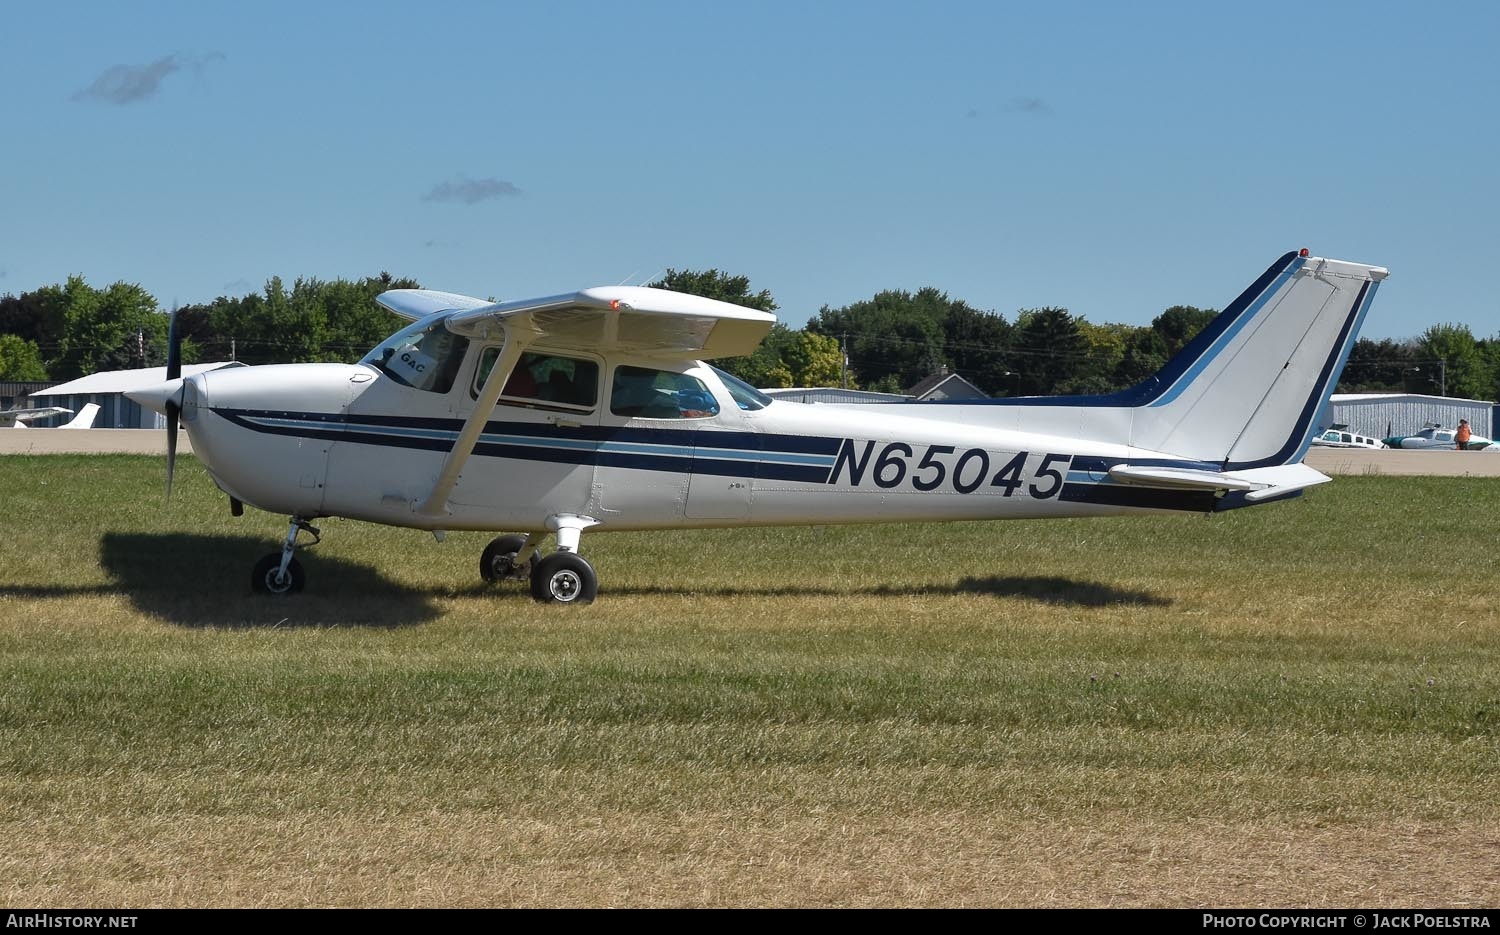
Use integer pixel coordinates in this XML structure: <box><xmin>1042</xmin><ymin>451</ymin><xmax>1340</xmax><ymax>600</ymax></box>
<box><xmin>208</xmin><ymin>408</ymin><xmax>1288</xmax><ymax>511</ymax></box>
<box><xmin>216</xmin><ymin>409</ymin><xmax>842</xmax><ymax>478</ymax></box>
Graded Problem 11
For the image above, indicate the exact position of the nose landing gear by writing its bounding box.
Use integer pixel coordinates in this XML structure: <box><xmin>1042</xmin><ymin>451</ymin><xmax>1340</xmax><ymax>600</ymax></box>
<box><xmin>251</xmin><ymin>516</ymin><xmax>320</xmax><ymax>595</ymax></box>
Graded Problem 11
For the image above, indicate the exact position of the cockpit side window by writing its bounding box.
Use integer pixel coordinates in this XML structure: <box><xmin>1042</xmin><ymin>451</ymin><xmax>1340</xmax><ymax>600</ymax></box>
<box><xmin>610</xmin><ymin>366</ymin><xmax>720</xmax><ymax>419</ymax></box>
<box><xmin>474</xmin><ymin>348</ymin><xmax>599</xmax><ymax>411</ymax></box>
<box><xmin>362</xmin><ymin>317</ymin><xmax>470</xmax><ymax>394</ymax></box>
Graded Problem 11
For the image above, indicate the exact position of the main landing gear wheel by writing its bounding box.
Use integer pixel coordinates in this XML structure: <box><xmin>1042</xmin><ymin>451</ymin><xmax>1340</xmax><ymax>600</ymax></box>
<box><xmin>530</xmin><ymin>552</ymin><xmax>598</xmax><ymax>605</ymax></box>
<box><xmin>481</xmin><ymin>534</ymin><xmax>538</xmax><ymax>583</ymax></box>
<box><xmin>252</xmin><ymin>553</ymin><xmax>305</xmax><ymax>594</ymax></box>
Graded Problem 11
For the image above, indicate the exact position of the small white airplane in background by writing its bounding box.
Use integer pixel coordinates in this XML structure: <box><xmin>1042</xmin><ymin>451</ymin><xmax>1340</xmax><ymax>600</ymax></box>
<box><xmin>1310</xmin><ymin>423</ymin><xmax>1386</xmax><ymax>450</ymax></box>
<box><xmin>127</xmin><ymin>250</ymin><xmax>1387</xmax><ymax>604</ymax></box>
<box><xmin>1</xmin><ymin>403</ymin><xmax>99</xmax><ymax>429</ymax></box>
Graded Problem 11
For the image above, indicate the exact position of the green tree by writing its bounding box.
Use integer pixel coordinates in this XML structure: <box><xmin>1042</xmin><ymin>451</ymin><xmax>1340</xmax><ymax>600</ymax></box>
<box><xmin>1418</xmin><ymin>323</ymin><xmax>1488</xmax><ymax>399</ymax></box>
<box><xmin>1337</xmin><ymin>337</ymin><xmax>1417</xmax><ymax>393</ymax></box>
<box><xmin>1068</xmin><ymin>321</ymin><xmax>1130</xmax><ymax>394</ymax></box>
<box><xmin>1107</xmin><ymin>306</ymin><xmax>1217</xmax><ymax>392</ymax></box>
<box><xmin>1010</xmin><ymin>307</ymin><xmax>1088</xmax><ymax>396</ymax></box>
<box><xmin>0</xmin><ymin>334</ymin><xmax>48</xmax><ymax>381</ymax></box>
<box><xmin>45</xmin><ymin>276</ymin><xmax>165</xmax><ymax>380</ymax></box>
<box><xmin>717</xmin><ymin>323</ymin><xmax>796</xmax><ymax>387</ymax></box>
<box><xmin>1480</xmin><ymin>336</ymin><xmax>1500</xmax><ymax>402</ymax></box>
<box><xmin>0</xmin><ymin>289</ymin><xmax>60</xmax><ymax>349</ymax></box>
<box><xmin>1152</xmin><ymin>305</ymin><xmax>1217</xmax><ymax>356</ymax></box>
<box><xmin>180</xmin><ymin>272</ymin><xmax>417</xmax><ymax>365</ymax></box>
<box><xmin>310</xmin><ymin>274</ymin><xmax>415</xmax><ymax>362</ymax></box>
<box><xmin>1113</xmin><ymin>326</ymin><xmax>1168</xmax><ymax>387</ymax></box>
<box><xmin>941</xmin><ymin>302</ymin><xmax>1013</xmax><ymax>395</ymax></box>
<box><xmin>780</xmin><ymin>330</ymin><xmax>846</xmax><ymax>387</ymax></box>
<box><xmin>811</xmin><ymin>288</ymin><xmax>953</xmax><ymax>391</ymax></box>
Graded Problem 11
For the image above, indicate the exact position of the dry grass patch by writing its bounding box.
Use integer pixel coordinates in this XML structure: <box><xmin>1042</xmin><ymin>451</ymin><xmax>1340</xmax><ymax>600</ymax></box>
<box><xmin>4</xmin><ymin>813</ymin><xmax>1497</xmax><ymax>907</ymax></box>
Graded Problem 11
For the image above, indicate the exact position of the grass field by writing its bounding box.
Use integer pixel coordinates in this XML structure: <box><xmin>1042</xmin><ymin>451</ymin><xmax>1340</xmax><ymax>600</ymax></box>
<box><xmin>1</xmin><ymin>454</ymin><xmax>1497</xmax><ymax>907</ymax></box>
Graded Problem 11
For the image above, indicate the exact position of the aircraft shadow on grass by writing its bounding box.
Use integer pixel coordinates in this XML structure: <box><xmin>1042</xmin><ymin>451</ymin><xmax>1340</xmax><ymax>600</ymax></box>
<box><xmin>78</xmin><ymin>533</ymin><xmax>441</xmax><ymax>628</ymax></box>
<box><xmin>0</xmin><ymin>531</ymin><xmax>1170</xmax><ymax>618</ymax></box>
<box><xmin>607</xmin><ymin>575</ymin><xmax>1172</xmax><ymax>607</ymax></box>
<box><xmin>0</xmin><ymin>534</ymin><xmax>1169</xmax><ymax>625</ymax></box>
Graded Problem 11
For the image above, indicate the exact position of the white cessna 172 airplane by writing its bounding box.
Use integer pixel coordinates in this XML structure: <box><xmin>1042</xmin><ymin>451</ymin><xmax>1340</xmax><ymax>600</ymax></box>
<box><xmin>127</xmin><ymin>249</ymin><xmax>1386</xmax><ymax>604</ymax></box>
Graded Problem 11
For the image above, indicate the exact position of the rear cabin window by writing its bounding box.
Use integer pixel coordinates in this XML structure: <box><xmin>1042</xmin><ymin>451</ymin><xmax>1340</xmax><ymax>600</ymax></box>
<box><xmin>610</xmin><ymin>366</ymin><xmax>720</xmax><ymax>419</ymax></box>
<box><xmin>474</xmin><ymin>349</ymin><xmax>599</xmax><ymax>410</ymax></box>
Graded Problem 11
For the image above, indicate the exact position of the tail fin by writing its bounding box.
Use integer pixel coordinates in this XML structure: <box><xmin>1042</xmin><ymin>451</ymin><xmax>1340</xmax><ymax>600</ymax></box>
<box><xmin>60</xmin><ymin>403</ymin><xmax>100</xmax><ymax>429</ymax></box>
<box><xmin>1126</xmin><ymin>251</ymin><xmax>1386</xmax><ymax>468</ymax></box>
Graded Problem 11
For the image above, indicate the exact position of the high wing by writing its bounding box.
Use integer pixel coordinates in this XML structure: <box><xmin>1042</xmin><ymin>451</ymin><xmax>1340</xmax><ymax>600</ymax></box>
<box><xmin>375</xmin><ymin>290</ymin><xmax>495</xmax><ymax>323</ymax></box>
<box><xmin>375</xmin><ymin>285</ymin><xmax>777</xmax><ymax>517</ymax></box>
<box><xmin>439</xmin><ymin>286</ymin><xmax>777</xmax><ymax>361</ymax></box>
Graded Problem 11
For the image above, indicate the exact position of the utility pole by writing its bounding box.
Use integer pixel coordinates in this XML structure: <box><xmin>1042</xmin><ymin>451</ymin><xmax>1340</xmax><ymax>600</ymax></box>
<box><xmin>840</xmin><ymin>333</ymin><xmax>848</xmax><ymax>389</ymax></box>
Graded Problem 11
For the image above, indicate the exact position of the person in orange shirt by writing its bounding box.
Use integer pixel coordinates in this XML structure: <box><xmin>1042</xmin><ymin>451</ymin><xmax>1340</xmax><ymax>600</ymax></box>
<box><xmin>1456</xmin><ymin>419</ymin><xmax>1472</xmax><ymax>450</ymax></box>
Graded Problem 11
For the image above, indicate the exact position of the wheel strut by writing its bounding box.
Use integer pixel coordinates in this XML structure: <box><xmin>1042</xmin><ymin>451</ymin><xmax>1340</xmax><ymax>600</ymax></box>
<box><xmin>253</xmin><ymin>515</ymin><xmax>319</xmax><ymax>595</ymax></box>
<box><xmin>279</xmin><ymin>516</ymin><xmax>320</xmax><ymax>581</ymax></box>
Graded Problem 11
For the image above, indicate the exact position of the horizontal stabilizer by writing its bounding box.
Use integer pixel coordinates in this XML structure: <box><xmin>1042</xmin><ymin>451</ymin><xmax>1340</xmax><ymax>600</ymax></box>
<box><xmin>1108</xmin><ymin>462</ymin><xmax>1331</xmax><ymax>502</ymax></box>
<box><xmin>1231</xmin><ymin>463</ymin><xmax>1333</xmax><ymax>501</ymax></box>
<box><xmin>1108</xmin><ymin>465</ymin><xmax>1260</xmax><ymax>491</ymax></box>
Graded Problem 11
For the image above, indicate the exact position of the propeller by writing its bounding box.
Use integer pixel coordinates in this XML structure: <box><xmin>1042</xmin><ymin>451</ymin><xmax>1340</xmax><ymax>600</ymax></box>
<box><xmin>165</xmin><ymin>309</ymin><xmax>181</xmax><ymax>498</ymax></box>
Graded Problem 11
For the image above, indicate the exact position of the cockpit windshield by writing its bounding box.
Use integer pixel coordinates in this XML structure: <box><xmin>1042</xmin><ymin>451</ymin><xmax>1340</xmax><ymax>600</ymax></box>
<box><xmin>361</xmin><ymin>316</ymin><xmax>471</xmax><ymax>394</ymax></box>
<box><xmin>710</xmin><ymin>366</ymin><xmax>773</xmax><ymax>411</ymax></box>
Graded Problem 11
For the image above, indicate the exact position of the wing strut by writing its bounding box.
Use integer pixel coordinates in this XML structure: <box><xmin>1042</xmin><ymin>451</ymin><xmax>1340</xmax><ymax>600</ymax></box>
<box><xmin>414</xmin><ymin>317</ymin><xmax>539</xmax><ymax>517</ymax></box>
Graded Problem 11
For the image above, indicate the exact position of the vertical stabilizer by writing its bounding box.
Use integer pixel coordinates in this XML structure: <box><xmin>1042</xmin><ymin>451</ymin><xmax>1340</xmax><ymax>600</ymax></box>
<box><xmin>1127</xmin><ymin>252</ymin><xmax>1386</xmax><ymax>467</ymax></box>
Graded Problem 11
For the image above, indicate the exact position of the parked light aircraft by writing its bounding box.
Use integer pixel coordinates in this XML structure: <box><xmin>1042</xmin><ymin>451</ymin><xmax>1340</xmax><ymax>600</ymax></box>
<box><xmin>1310</xmin><ymin>423</ymin><xmax>1386</xmax><ymax>450</ymax></box>
<box><xmin>126</xmin><ymin>250</ymin><xmax>1386</xmax><ymax>604</ymax></box>
<box><xmin>1</xmin><ymin>403</ymin><xmax>99</xmax><ymax>429</ymax></box>
<box><xmin>1383</xmin><ymin>423</ymin><xmax>1494</xmax><ymax>451</ymax></box>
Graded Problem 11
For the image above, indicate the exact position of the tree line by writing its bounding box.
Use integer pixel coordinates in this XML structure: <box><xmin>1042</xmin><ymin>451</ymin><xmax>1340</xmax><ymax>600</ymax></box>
<box><xmin>2</xmin><ymin>269</ymin><xmax>1498</xmax><ymax>402</ymax></box>
<box><xmin>0</xmin><ymin>273</ymin><xmax>416</xmax><ymax>383</ymax></box>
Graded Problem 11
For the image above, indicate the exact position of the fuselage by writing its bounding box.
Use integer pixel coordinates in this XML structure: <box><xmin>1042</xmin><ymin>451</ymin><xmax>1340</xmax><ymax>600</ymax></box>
<box><xmin>177</xmin><ymin>344</ymin><xmax>1219</xmax><ymax>535</ymax></box>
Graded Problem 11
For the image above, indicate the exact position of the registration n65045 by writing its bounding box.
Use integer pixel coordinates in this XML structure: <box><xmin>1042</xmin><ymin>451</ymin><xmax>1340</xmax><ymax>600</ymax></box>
<box><xmin>828</xmin><ymin>440</ymin><xmax>1072</xmax><ymax>498</ymax></box>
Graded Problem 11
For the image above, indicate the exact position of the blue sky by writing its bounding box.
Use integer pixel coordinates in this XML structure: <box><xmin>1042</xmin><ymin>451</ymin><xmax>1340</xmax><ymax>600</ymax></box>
<box><xmin>2</xmin><ymin>1</ymin><xmax>1495</xmax><ymax>340</ymax></box>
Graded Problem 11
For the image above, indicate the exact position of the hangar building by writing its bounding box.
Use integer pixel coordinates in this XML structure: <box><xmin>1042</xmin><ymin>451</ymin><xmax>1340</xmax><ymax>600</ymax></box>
<box><xmin>1326</xmin><ymin>393</ymin><xmax>1493</xmax><ymax>440</ymax></box>
<box><xmin>26</xmin><ymin>362</ymin><xmax>245</xmax><ymax>428</ymax></box>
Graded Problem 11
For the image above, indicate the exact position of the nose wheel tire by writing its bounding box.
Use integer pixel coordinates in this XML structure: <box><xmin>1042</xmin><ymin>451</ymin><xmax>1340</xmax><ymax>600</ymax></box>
<box><xmin>530</xmin><ymin>552</ymin><xmax>597</xmax><ymax>605</ymax></box>
<box><xmin>481</xmin><ymin>534</ymin><xmax>538</xmax><ymax>583</ymax></box>
<box><xmin>252</xmin><ymin>553</ymin><xmax>305</xmax><ymax>595</ymax></box>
